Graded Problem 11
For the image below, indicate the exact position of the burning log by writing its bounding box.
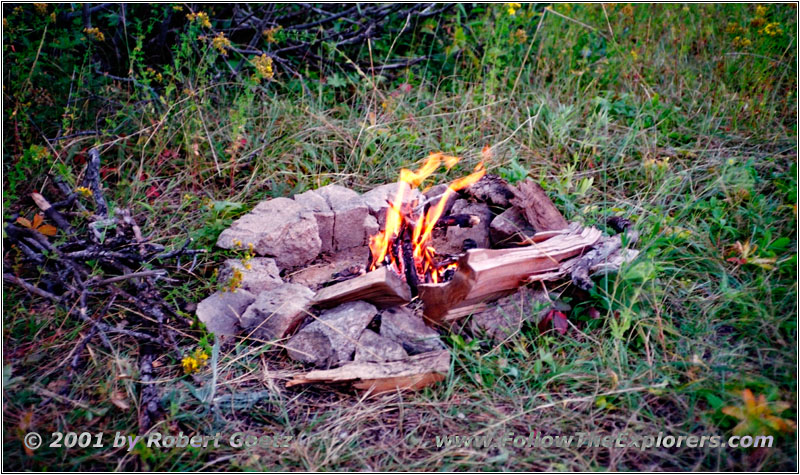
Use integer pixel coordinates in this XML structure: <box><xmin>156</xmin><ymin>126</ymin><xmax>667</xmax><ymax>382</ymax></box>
<box><xmin>311</xmin><ymin>266</ymin><xmax>412</xmax><ymax>309</ymax></box>
<box><xmin>418</xmin><ymin>227</ymin><xmax>604</xmax><ymax>322</ymax></box>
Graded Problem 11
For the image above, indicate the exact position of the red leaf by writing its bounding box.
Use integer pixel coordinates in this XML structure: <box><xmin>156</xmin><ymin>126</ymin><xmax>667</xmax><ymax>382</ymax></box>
<box><xmin>551</xmin><ymin>310</ymin><xmax>569</xmax><ymax>335</ymax></box>
<box><xmin>145</xmin><ymin>185</ymin><xmax>161</xmax><ymax>199</ymax></box>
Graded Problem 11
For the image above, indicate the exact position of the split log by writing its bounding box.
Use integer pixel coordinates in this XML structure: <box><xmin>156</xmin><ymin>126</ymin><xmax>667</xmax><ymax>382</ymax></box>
<box><xmin>419</xmin><ymin>227</ymin><xmax>603</xmax><ymax>322</ymax></box>
<box><xmin>286</xmin><ymin>349</ymin><xmax>449</xmax><ymax>395</ymax></box>
<box><xmin>509</xmin><ymin>179</ymin><xmax>568</xmax><ymax>231</ymax></box>
<box><xmin>312</xmin><ymin>265</ymin><xmax>411</xmax><ymax>309</ymax></box>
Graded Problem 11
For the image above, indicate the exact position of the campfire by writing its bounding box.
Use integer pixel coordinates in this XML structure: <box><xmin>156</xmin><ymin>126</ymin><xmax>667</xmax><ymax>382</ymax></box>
<box><xmin>367</xmin><ymin>153</ymin><xmax>486</xmax><ymax>291</ymax></box>
<box><xmin>203</xmin><ymin>151</ymin><xmax>639</xmax><ymax>394</ymax></box>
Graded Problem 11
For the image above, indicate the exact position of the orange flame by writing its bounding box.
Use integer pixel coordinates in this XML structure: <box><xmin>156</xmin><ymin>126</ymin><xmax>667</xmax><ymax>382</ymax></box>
<box><xmin>368</xmin><ymin>154</ymin><xmax>486</xmax><ymax>284</ymax></box>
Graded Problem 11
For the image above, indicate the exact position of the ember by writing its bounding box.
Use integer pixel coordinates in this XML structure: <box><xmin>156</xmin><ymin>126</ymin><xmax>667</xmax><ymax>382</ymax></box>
<box><xmin>367</xmin><ymin>153</ymin><xmax>486</xmax><ymax>289</ymax></box>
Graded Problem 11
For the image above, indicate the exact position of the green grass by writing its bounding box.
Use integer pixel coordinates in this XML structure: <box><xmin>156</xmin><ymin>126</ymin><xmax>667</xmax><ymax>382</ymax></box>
<box><xmin>3</xmin><ymin>3</ymin><xmax>797</xmax><ymax>471</ymax></box>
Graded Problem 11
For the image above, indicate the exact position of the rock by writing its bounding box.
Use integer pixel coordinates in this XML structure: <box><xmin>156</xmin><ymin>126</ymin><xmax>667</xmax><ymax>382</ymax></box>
<box><xmin>285</xmin><ymin>330</ymin><xmax>333</xmax><ymax>368</ymax></box>
<box><xmin>362</xmin><ymin>182</ymin><xmax>422</xmax><ymax>228</ymax></box>
<box><xmin>315</xmin><ymin>185</ymin><xmax>369</xmax><ymax>251</ymax></box>
<box><xmin>240</xmin><ymin>283</ymin><xmax>315</xmax><ymax>340</ymax></box>
<box><xmin>196</xmin><ymin>290</ymin><xmax>255</xmax><ymax>336</ymax></box>
<box><xmin>354</xmin><ymin>329</ymin><xmax>408</xmax><ymax>362</ymax></box>
<box><xmin>286</xmin><ymin>301</ymin><xmax>377</xmax><ymax>367</ymax></box>
<box><xmin>464</xmin><ymin>174</ymin><xmax>514</xmax><ymax>208</ymax></box>
<box><xmin>217</xmin><ymin>198</ymin><xmax>321</xmax><ymax>269</ymax></box>
<box><xmin>423</xmin><ymin>184</ymin><xmax>457</xmax><ymax>217</ymax></box>
<box><xmin>219</xmin><ymin>257</ymin><xmax>283</xmax><ymax>294</ymax></box>
<box><xmin>489</xmin><ymin>207</ymin><xmax>536</xmax><ymax>248</ymax></box>
<box><xmin>293</xmin><ymin>189</ymin><xmax>335</xmax><ymax>253</ymax></box>
<box><xmin>363</xmin><ymin>214</ymin><xmax>379</xmax><ymax>242</ymax></box>
<box><xmin>470</xmin><ymin>287</ymin><xmax>570</xmax><ymax>340</ymax></box>
<box><xmin>432</xmin><ymin>200</ymin><xmax>492</xmax><ymax>254</ymax></box>
<box><xmin>380</xmin><ymin>306</ymin><xmax>444</xmax><ymax>354</ymax></box>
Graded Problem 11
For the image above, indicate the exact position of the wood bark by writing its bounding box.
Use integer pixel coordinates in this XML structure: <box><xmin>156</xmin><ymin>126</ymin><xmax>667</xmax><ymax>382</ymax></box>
<box><xmin>509</xmin><ymin>179</ymin><xmax>569</xmax><ymax>231</ymax></box>
<box><xmin>419</xmin><ymin>227</ymin><xmax>603</xmax><ymax>322</ymax></box>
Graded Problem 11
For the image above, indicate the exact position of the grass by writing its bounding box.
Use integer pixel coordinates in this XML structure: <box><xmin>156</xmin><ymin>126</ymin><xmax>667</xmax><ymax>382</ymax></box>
<box><xmin>3</xmin><ymin>3</ymin><xmax>797</xmax><ymax>471</ymax></box>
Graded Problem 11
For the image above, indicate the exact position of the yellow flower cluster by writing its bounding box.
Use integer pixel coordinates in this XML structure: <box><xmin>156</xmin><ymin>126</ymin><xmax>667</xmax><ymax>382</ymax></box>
<box><xmin>511</xmin><ymin>28</ymin><xmax>528</xmax><ymax>44</ymax></box>
<box><xmin>755</xmin><ymin>5</ymin><xmax>767</xmax><ymax>17</ymax></box>
<box><xmin>253</xmin><ymin>54</ymin><xmax>274</xmax><ymax>81</ymax></box>
<box><xmin>75</xmin><ymin>186</ymin><xmax>94</xmax><ymax>198</ymax></box>
<box><xmin>733</xmin><ymin>36</ymin><xmax>752</xmax><ymax>48</ymax></box>
<box><xmin>33</xmin><ymin>3</ymin><xmax>47</xmax><ymax>15</ymax></box>
<box><xmin>505</xmin><ymin>3</ymin><xmax>521</xmax><ymax>16</ymax></box>
<box><xmin>186</xmin><ymin>11</ymin><xmax>211</xmax><ymax>28</ymax></box>
<box><xmin>263</xmin><ymin>26</ymin><xmax>282</xmax><ymax>43</ymax></box>
<box><xmin>212</xmin><ymin>32</ymin><xmax>231</xmax><ymax>56</ymax></box>
<box><xmin>181</xmin><ymin>348</ymin><xmax>209</xmax><ymax>374</ymax></box>
<box><xmin>84</xmin><ymin>27</ymin><xmax>105</xmax><ymax>42</ymax></box>
<box><xmin>760</xmin><ymin>22</ymin><xmax>783</xmax><ymax>36</ymax></box>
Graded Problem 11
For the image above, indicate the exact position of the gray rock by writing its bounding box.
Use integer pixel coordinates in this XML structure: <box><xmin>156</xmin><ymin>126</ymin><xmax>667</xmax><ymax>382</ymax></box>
<box><xmin>240</xmin><ymin>283</ymin><xmax>315</xmax><ymax>340</ymax></box>
<box><xmin>432</xmin><ymin>200</ymin><xmax>492</xmax><ymax>254</ymax></box>
<box><xmin>423</xmin><ymin>184</ymin><xmax>458</xmax><ymax>217</ymax></box>
<box><xmin>286</xmin><ymin>301</ymin><xmax>377</xmax><ymax>367</ymax></box>
<box><xmin>363</xmin><ymin>214</ymin><xmax>379</xmax><ymax>242</ymax></box>
<box><xmin>219</xmin><ymin>257</ymin><xmax>283</xmax><ymax>294</ymax></box>
<box><xmin>380</xmin><ymin>306</ymin><xmax>444</xmax><ymax>354</ymax></box>
<box><xmin>316</xmin><ymin>185</ymin><xmax>369</xmax><ymax>251</ymax></box>
<box><xmin>361</xmin><ymin>182</ymin><xmax>422</xmax><ymax>228</ymax></box>
<box><xmin>489</xmin><ymin>207</ymin><xmax>536</xmax><ymax>248</ymax></box>
<box><xmin>470</xmin><ymin>287</ymin><xmax>570</xmax><ymax>340</ymax></box>
<box><xmin>285</xmin><ymin>329</ymin><xmax>333</xmax><ymax>368</ymax></box>
<box><xmin>464</xmin><ymin>174</ymin><xmax>514</xmax><ymax>208</ymax></box>
<box><xmin>196</xmin><ymin>290</ymin><xmax>255</xmax><ymax>336</ymax></box>
<box><xmin>294</xmin><ymin>189</ymin><xmax>335</xmax><ymax>253</ymax></box>
<box><xmin>354</xmin><ymin>329</ymin><xmax>408</xmax><ymax>362</ymax></box>
<box><xmin>217</xmin><ymin>197</ymin><xmax>321</xmax><ymax>269</ymax></box>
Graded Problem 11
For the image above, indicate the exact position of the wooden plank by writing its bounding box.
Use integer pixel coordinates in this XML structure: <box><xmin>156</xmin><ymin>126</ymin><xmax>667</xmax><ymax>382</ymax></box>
<box><xmin>311</xmin><ymin>265</ymin><xmax>411</xmax><ymax>309</ymax></box>
<box><xmin>419</xmin><ymin>227</ymin><xmax>602</xmax><ymax>322</ymax></box>
<box><xmin>286</xmin><ymin>350</ymin><xmax>450</xmax><ymax>395</ymax></box>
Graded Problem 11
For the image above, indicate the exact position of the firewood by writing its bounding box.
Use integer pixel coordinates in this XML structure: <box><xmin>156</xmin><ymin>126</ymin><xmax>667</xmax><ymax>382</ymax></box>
<box><xmin>286</xmin><ymin>349</ymin><xmax>450</xmax><ymax>395</ymax></box>
<box><xmin>509</xmin><ymin>179</ymin><xmax>569</xmax><ymax>231</ymax></box>
<box><xmin>312</xmin><ymin>265</ymin><xmax>412</xmax><ymax>309</ymax></box>
<box><xmin>419</xmin><ymin>227</ymin><xmax>603</xmax><ymax>322</ymax></box>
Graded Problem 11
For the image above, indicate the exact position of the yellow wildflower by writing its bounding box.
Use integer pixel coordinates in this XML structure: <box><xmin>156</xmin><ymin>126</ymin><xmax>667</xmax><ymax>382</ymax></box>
<box><xmin>212</xmin><ymin>32</ymin><xmax>231</xmax><ymax>56</ymax></box>
<box><xmin>755</xmin><ymin>5</ymin><xmax>767</xmax><ymax>17</ymax></box>
<box><xmin>725</xmin><ymin>22</ymin><xmax>741</xmax><ymax>34</ymax></box>
<box><xmin>253</xmin><ymin>54</ymin><xmax>274</xmax><ymax>81</ymax></box>
<box><xmin>630</xmin><ymin>49</ymin><xmax>639</xmax><ymax>60</ymax></box>
<box><xmin>505</xmin><ymin>3</ymin><xmax>521</xmax><ymax>15</ymax></box>
<box><xmin>263</xmin><ymin>26</ymin><xmax>282</xmax><ymax>43</ymax></box>
<box><xmin>181</xmin><ymin>348</ymin><xmax>209</xmax><ymax>374</ymax></box>
<box><xmin>173</xmin><ymin>5</ymin><xmax>183</xmax><ymax>11</ymax></box>
<box><xmin>75</xmin><ymin>186</ymin><xmax>94</xmax><ymax>198</ymax></box>
<box><xmin>760</xmin><ymin>22</ymin><xmax>783</xmax><ymax>36</ymax></box>
<box><xmin>733</xmin><ymin>36</ymin><xmax>752</xmax><ymax>48</ymax></box>
<box><xmin>33</xmin><ymin>3</ymin><xmax>47</xmax><ymax>15</ymax></box>
<box><xmin>186</xmin><ymin>11</ymin><xmax>211</xmax><ymax>28</ymax></box>
<box><xmin>750</xmin><ymin>16</ymin><xmax>766</xmax><ymax>28</ymax></box>
<box><xmin>84</xmin><ymin>27</ymin><xmax>105</xmax><ymax>42</ymax></box>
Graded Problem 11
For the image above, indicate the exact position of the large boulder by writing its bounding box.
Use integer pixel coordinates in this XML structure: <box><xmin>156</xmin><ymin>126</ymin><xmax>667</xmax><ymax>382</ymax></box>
<box><xmin>218</xmin><ymin>257</ymin><xmax>283</xmax><ymax>294</ymax></box>
<box><xmin>240</xmin><ymin>283</ymin><xmax>315</xmax><ymax>340</ymax></box>
<box><xmin>196</xmin><ymin>290</ymin><xmax>255</xmax><ymax>336</ymax></box>
<box><xmin>380</xmin><ymin>306</ymin><xmax>444</xmax><ymax>354</ymax></box>
<box><xmin>217</xmin><ymin>198</ymin><xmax>321</xmax><ymax>269</ymax></box>
<box><xmin>286</xmin><ymin>301</ymin><xmax>377</xmax><ymax>367</ymax></box>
